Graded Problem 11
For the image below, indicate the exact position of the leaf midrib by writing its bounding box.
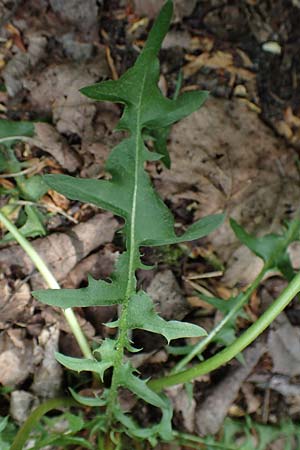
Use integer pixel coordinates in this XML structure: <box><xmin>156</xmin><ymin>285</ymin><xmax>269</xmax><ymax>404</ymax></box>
<box><xmin>106</xmin><ymin>70</ymin><xmax>148</xmax><ymax>422</ymax></box>
<box><xmin>125</xmin><ymin>69</ymin><xmax>148</xmax><ymax>297</ymax></box>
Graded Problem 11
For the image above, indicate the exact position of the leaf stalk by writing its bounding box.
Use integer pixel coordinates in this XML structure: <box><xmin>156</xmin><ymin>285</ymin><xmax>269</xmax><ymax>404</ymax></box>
<box><xmin>149</xmin><ymin>269</ymin><xmax>300</xmax><ymax>391</ymax></box>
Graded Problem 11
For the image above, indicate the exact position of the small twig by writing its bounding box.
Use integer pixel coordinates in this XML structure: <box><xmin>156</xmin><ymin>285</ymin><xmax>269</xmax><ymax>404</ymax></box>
<box><xmin>187</xmin><ymin>270</ymin><xmax>223</xmax><ymax>280</ymax></box>
<box><xmin>183</xmin><ymin>277</ymin><xmax>214</xmax><ymax>297</ymax></box>
<box><xmin>262</xmin><ymin>387</ymin><xmax>270</xmax><ymax>423</ymax></box>
<box><xmin>105</xmin><ymin>45</ymin><xmax>119</xmax><ymax>80</ymax></box>
<box><xmin>12</xmin><ymin>200</ymin><xmax>79</xmax><ymax>224</ymax></box>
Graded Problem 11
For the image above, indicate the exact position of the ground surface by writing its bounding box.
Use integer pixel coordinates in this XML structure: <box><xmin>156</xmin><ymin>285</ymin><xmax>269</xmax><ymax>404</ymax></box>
<box><xmin>1</xmin><ymin>0</ymin><xmax>300</xmax><ymax>449</ymax></box>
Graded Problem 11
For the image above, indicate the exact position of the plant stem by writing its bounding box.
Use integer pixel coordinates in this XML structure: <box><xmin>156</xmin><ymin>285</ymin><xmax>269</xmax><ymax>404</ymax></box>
<box><xmin>0</xmin><ymin>135</ymin><xmax>30</xmax><ymax>144</ymax></box>
<box><xmin>173</xmin><ymin>430</ymin><xmax>236</xmax><ymax>449</ymax></box>
<box><xmin>10</xmin><ymin>397</ymin><xmax>77</xmax><ymax>450</ymax></box>
<box><xmin>172</xmin><ymin>267</ymin><xmax>267</xmax><ymax>373</ymax></box>
<box><xmin>149</xmin><ymin>270</ymin><xmax>300</xmax><ymax>391</ymax></box>
<box><xmin>0</xmin><ymin>211</ymin><xmax>93</xmax><ymax>360</ymax></box>
<box><xmin>105</xmin><ymin>130</ymin><xmax>141</xmax><ymax>423</ymax></box>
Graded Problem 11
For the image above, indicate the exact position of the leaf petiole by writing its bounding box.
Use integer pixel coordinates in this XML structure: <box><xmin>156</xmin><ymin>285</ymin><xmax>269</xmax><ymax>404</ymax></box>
<box><xmin>149</xmin><ymin>269</ymin><xmax>300</xmax><ymax>391</ymax></box>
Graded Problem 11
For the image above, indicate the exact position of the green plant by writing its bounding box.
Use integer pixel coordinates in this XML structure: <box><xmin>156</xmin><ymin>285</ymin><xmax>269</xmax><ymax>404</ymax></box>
<box><xmin>32</xmin><ymin>0</ymin><xmax>223</xmax><ymax>445</ymax></box>
<box><xmin>2</xmin><ymin>1</ymin><xmax>300</xmax><ymax>448</ymax></box>
<box><xmin>0</xmin><ymin>120</ymin><xmax>49</xmax><ymax>241</ymax></box>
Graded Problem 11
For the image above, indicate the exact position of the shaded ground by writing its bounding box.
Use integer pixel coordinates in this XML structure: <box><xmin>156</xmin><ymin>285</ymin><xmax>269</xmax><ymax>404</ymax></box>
<box><xmin>1</xmin><ymin>0</ymin><xmax>300</xmax><ymax>448</ymax></box>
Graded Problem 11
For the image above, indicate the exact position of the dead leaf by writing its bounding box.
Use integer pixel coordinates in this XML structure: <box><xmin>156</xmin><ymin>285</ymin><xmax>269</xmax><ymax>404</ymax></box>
<box><xmin>5</xmin><ymin>23</ymin><xmax>26</xmax><ymax>52</ymax></box>
<box><xmin>155</xmin><ymin>97</ymin><xmax>300</xmax><ymax>286</ymax></box>
<box><xmin>285</xmin><ymin>106</ymin><xmax>300</xmax><ymax>128</ymax></box>
<box><xmin>183</xmin><ymin>51</ymin><xmax>255</xmax><ymax>80</ymax></box>
<box><xmin>167</xmin><ymin>385</ymin><xmax>196</xmax><ymax>432</ymax></box>
<box><xmin>241</xmin><ymin>382</ymin><xmax>261</xmax><ymax>414</ymax></box>
<box><xmin>0</xmin><ymin>329</ymin><xmax>35</xmax><ymax>385</ymax></box>
<box><xmin>49</xmin><ymin>0</ymin><xmax>98</xmax><ymax>37</ymax></box>
<box><xmin>3</xmin><ymin>32</ymin><xmax>47</xmax><ymax>96</ymax></box>
<box><xmin>190</xmin><ymin>36</ymin><xmax>214</xmax><ymax>52</ymax></box>
<box><xmin>162</xmin><ymin>30</ymin><xmax>191</xmax><ymax>50</ymax></box>
<box><xmin>0</xmin><ymin>280</ymin><xmax>32</xmax><ymax>327</ymax></box>
<box><xmin>0</xmin><ymin>213</ymin><xmax>119</xmax><ymax>289</ymax></box>
<box><xmin>32</xmin><ymin>122</ymin><xmax>81</xmax><ymax>172</ymax></box>
<box><xmin>63</xmin><ymin>247</ymin><xmax>117</xmax><ymax>288</ymax></box>
<box><xmin>47</xmin><ymin>189</ymin><xmax>70</xmax><ymax>211</ymax></box>
<box><xmin>268</xmin><ymin>313</ymin><xmax>300</xmax><ymax>376</ymax></box>
<box><xmin>24</xmin><ymin>59</ymin><xmax>108</xmax><ymax>137</ymax></box>
<box><xmin>31</xmin><ymin>325</ymin><xmax>63</xmax><ymax>398</ymax></box>
<box><xmin>195</xmin><ymin>338</ymin><xmax>266</xmax><ymax>435</ymax></box>
<box><xmin>133</xmin><ymin>0</ymin><xmax>197</xmax><ymax>21</ymax></box>
<box><xmin>10</xmin><ymin>391</ymin><xmax>40</xmax><ymax>424</ymax></box>
<box><xmin>146</xmin><ymin>270</ymin><xmax>190</xmax><ymax>320</ymax></box>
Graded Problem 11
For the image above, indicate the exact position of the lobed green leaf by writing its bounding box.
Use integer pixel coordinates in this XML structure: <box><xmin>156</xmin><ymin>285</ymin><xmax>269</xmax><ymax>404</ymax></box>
<box><xmin>127</xmin><ymin>292</ymin><xmax>207</xmax><ymax>343</ymax></box>
<box><xmin>231</xmin><ymin>218</ymin><xmax>300</xmax><ymax>277</ymax></box>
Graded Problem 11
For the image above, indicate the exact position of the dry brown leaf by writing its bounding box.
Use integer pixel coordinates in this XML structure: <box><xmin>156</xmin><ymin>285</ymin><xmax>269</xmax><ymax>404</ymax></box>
<box><xmin>183</xmin><ymin>51</ymin><xmax>255</xmax><ymax>80</ymax></box>
<box><xmin>0</xmin><ymin>213</ymin><xmax>118</xmax><ymax>289</ymax></box>
<box><xmin>167</xmin><ymin>385</ymin><xmax>196</xmax><ymax>432</ymax></box>
<box><xmin>190</xmin><ymin>36</ymin><xmax>214</xmax><ymax>52</ymax></box>
<box><xmin>241</xmin><ymin>382</ymin><xmax>261</xmax><ymax>414</ymax></box>
<box><xmin>47</xmin><ymin>189</ymin><xmax>70</xmax><ymax>211</ymax></box>
<box><xmin>5</xmin><ymin>23</ymin><xmax>26</xmax><ymax>52</ymax></box>
<box><xmin>10</xmin><ymin>391</ymin><xmax>40</xmax><ymax>424</ymax></box>
<box><xmin>155</xmin><ymin>97</ymin><xmax>300</xmax><ymax>286</ymax></box>
<box><xmin>49</xmin><ymin>0</ymin><xmax>98</xmax><ymax>37</ymax></box>
<box><xmin>195</xmin><ymin>339</ymin><xmax>266</xmax><ymax>435</ymax></box>
<box><xmin>285</xmin><ymin>106</ymin><xmax>300</xmax><ymax>128</ymax></box>
<box><xmin>32</xmin><ymin>122</ymin><xmax>81</xmax><ymax>172</ymax></box>
<box><xmin>146</xmin><ymin>270</ymin><xmax>190</xmax><ymax>320</ymax></box>
<box><xmin>0</xmin><ymin>280</ymin><xmax>32</xmax><ymax>327</ymax></box>
<box><xmin>133</xmin><ymin>0</ymin><xmax>197</xmax><ymax>21</ymax></box>
<box><xmin>0</xmin><ymin>330</ymin><xmax>35</xmax><ymax>385</ymax></box>
<box><xmin>31</xmin><ymin>325</ymin><xmax>63</xmax><ymax>398</ymax></box>
<box><xmin>268</xmin><ymin>313</ymin><xmax>300</xmax><ymax>376</ymax></box>
<box><xmin>24</xmin><ymin>59</ymin><xmax>108</xmax><ymax>138</ymax></box>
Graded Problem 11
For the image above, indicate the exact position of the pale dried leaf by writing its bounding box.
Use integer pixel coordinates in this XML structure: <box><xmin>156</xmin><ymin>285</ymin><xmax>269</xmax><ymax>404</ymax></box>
<box><xmin>155</xmin><ymin>98</ymin><xmax>300</xmax><ymax>286</ymax></box>
<box><xmin>195</xmin><ymin>339</ymin><xmax>266</xmax><ymax>435</ymax></box>
<box><xmin>32</xmin><ymin>123</ymin><xmax>81</xmax><ymax>172</ymax></box>
<box><xmin>31</xmin><ymin>325</ymin><xmax>63</xmax><ymax>398</ymax></box>
<box><xmin>268</xmin><ymin>313</ymin><xmax>300</xmax><ymax>376</ymax></box>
